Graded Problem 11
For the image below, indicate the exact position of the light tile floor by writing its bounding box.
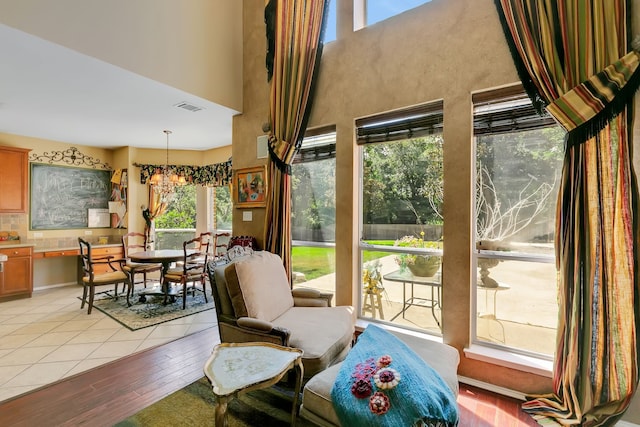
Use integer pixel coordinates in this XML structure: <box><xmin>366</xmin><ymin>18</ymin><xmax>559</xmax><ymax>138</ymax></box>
<box><xmin>0</xmin><ymin>285</ymin><xmax>218</xmax><ymax>403</ymax></box>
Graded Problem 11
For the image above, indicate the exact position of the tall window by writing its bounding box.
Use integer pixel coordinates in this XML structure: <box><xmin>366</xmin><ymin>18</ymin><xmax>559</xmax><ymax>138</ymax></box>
<box><xmin>365</xmin><ymin>0</ymin><xmax>432</xmax><ymax>26</ymax></box>
<box><xmin>358</xmin><ymin>101</ymin><xmax>444</xmax><ymax>335</ymax></box>
<box><xmin>291</xmin><ymin>129</ymin><xmax>337</xmax><ymax>295</ymax></box>
<box><xmin>323</xmin><ymin>0</ymin><xmax>337</xmax><ymax>43</ymax></box>
<box><xmin>154</xmin><ymin>185</ymin><xmax>196</xmax><ymax>249</ymax></box>
<box><xmin>212</xmin><ymin>185</ymin><xmax>232</xmax><ymax>231</ymax></box>
<box><xmin>473</xmin><ymin>87</ymin><xmax>564</xmax><ymax>357</ymax></box>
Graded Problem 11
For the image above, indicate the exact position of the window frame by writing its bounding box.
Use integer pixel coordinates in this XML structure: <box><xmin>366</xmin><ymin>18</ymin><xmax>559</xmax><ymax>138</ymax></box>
<box><xmin>291</xmin><ymin>127</ymin><xmax>338</xmax><ymax>293</ymax></box>
<box><xmin>357</xmin><ymin>100</ymin><xmax>444</xmax><ymax>335</ymax></box>
<box><xmin>471</xmin><ymin>86</ymin><xmax>562</xmax><ymax>360</ymax></box>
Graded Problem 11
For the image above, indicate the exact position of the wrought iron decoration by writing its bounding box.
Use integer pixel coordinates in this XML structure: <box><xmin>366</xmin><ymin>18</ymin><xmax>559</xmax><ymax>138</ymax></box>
<box><xmin>29</xmin><ymin>147</ymin><xmax>111</xmax><ymax>169</ymax></box>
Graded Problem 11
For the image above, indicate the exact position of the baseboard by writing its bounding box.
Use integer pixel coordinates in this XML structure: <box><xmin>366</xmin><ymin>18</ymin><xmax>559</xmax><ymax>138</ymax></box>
<box><xmin>458</xmin><ymin>375</ymin><xmax>527</xmax><ymax>401</ymax></box>
<box><xmin>33</xmin><ymin>282</ymin><xmax>77</xmax><ymax>291</ymax></box>
<box><xmin>457</xmin><ymin>377</ymin><xmax>640</xmax><ymax>427</ymax></box>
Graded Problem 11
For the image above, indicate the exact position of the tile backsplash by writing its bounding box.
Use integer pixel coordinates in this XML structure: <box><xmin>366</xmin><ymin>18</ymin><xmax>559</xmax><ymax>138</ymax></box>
<box><xmin>0</xmin><ymin>213</ymin><xmax>122</xmax><ymax>248</ymax></box>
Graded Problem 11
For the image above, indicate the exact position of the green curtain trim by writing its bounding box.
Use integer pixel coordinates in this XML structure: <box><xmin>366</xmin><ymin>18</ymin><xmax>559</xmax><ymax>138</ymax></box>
<box><xmin>265</xmin><ymin>0</ymin><xmax>276</xmax><ymax>82</ymax></box>
<box><xmin>492</xmin><ymin>0</ymin><xmax>549</xmax><ymax>115</ymax></box>
<box><xmin>136</xmin><ymin>159</ymin><xmax>233</xmax><ymax>187</ymax></box>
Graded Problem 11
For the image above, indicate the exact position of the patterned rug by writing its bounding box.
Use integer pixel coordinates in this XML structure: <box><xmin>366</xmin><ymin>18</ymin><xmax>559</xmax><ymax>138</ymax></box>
<box><xmin>115</xmin><ymin>377</ymin><xmax>314</xmax><ymax>427</ymax></box>
<box><xmin>87</xmin><ymin>286</ymin><xmax>214</xmax><ymax>330</ymax></box>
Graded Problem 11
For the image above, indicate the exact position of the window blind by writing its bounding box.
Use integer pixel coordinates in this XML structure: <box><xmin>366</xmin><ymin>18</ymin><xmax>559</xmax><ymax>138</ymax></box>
<box><xmin>473</xmin><ymin>86</ymin><xmax>557</xmax><ymax>136</ymax></box>
<box><xmin>356</xmin><ymin>100</ymin><xmax>444</xmax><ymax>145</ymax></box>
<box><xmin>293</xmin><ymin>128</ymin><xmax>336</xmax><ymax>164</ymax></box>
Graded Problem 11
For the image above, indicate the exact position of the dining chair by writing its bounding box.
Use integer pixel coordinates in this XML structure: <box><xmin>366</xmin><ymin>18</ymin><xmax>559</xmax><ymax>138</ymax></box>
<box><xmin>212</xmin><ymin>231</ymin><xmax>231</xmax><ymax>262</ymax></box>
<box><xmin>162</xmin><ymin>235</ymin><xmax>210</xmax><ymax>309</ymax></box>
<box><xmin>121</xmin><ymin>232</ymin><xmax>162</xmax><ymax>296</ymax></box>
<box><xmin>194</xmin><ymin>231</ymin><xmax>231</xmax><ymax>263</ymax></box>
<box><xmin>78</xmin><ymin>237</ymin><xmax>131</xmax><ymax>314</ymax></box>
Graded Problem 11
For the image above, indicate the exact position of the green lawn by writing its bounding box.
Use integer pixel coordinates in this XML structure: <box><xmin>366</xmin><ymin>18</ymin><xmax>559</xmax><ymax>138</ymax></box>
<box><xmin>291</xmin><ymin>241</ymin><xmax>393</xmax><ymax>280</ymax></box>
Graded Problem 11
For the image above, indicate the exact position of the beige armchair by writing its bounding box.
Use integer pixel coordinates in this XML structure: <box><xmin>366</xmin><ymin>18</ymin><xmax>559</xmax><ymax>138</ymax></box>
<box><xmin>208</xmin><ymin>251</ymin><xmax>355</xmax><ymax>380</ymax></box>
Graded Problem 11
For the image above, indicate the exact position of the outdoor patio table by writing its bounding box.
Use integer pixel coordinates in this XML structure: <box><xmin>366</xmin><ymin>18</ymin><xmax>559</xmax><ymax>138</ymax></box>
<box><xmin>383</xmin><ymin>269</ymin><xmax>442</xmax><ymax>327</ymax></box>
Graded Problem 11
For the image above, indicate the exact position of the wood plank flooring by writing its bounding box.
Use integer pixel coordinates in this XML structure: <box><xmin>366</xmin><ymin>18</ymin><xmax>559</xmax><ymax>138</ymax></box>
<box><xmin>0</xmin><ymin>326</ymin><xmax>538</xmax><ymax>426</ymax></box>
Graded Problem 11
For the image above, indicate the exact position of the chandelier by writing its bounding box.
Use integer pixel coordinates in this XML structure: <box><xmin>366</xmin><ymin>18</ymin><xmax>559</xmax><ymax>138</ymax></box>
<box><xmin>150</xmin><ymin>130</ymin><xmax>186</xmax><ymax>203</ymax></box>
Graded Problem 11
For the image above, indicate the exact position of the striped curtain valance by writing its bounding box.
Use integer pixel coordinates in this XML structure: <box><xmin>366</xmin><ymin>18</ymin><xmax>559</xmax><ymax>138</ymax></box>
<box><xmin>548</xmin><ymin>48</ymin><xmax>640</xmax><ymax>147</ymax></box>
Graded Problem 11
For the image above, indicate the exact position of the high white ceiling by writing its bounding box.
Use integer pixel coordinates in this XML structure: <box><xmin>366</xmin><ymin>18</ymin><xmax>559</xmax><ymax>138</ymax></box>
<box><xmin>0</xmin><ymin>24</ymin><xmax>239</xmax><ymax>151</ymax></box>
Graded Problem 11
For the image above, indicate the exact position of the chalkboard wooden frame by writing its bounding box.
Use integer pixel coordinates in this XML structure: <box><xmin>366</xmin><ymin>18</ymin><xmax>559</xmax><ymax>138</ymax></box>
<box><xmin>30</xmin><ymin>163</ymin><xmax>112</xmax><ymax>230</ymax></box>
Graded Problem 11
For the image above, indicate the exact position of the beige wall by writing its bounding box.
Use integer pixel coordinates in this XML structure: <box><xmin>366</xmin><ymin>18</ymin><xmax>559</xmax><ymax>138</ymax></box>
<box><xmin>0</xmin><ymin>0</ymin><xmax>243</xmax><ymax>111</ymax></box>
<box><xmin>0</xmin><ymin>132</ymin><xmax>231</xmax><ymax>287</ymax></box>
<box><xmin>233</xmin><ymin>0</ymin><xmax>640</xmax><ymax>396</ymax></box>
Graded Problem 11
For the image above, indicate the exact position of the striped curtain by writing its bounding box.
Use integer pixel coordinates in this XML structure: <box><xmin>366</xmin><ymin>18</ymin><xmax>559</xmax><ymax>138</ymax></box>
<box><xmin>494</xmin><ymin>1</ymin><xmax>640</xmax><ymax>425</ymax></box>
<box><xmin>263</xmin><ymin>0</ymin><xmax>329</xmax><ymax>279</ymax></box>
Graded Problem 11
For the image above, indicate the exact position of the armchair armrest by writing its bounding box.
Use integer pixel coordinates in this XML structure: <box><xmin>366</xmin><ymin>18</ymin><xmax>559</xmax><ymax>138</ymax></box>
<box><xmin>237</xmin><ymin>317</ymin><xmax>291</xmax><ymax>343</ymax></box>
<box><xmin>292</xmin><ymin>287</ymin><xmax>333</xmax><ymax>307</ymax></box>
<box><xmin>237</xmin><ymin>316</ymin><xmax>274</xmax><ymax>331</ymax></box>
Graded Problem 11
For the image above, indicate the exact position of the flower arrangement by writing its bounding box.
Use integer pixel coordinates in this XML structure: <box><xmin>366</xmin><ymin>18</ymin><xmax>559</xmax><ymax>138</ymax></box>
<box><xmin>362</xmin><ymin>259</ymin><xmax>384</xmax><ymax>296</ymax></box>
<box><xmin>350</xmin><ymin>354</ymin><xmax>400</xmax><ymax>415</ymax></box>
<box><xmin>394</xmin><ymin>231</ymin><xmax>442</xmax><ymax>277</ymax></box>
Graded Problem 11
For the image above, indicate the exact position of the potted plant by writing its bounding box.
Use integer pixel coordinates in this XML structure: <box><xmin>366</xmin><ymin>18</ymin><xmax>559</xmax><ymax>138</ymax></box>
<box><xmin>394</xmin><ymin>231</ymin><xmax>442</xmax><ymax>277</ymax></box>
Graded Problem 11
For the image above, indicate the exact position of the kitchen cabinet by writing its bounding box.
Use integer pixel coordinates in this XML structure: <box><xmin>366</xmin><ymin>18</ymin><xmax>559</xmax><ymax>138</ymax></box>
<box><xmin>0</xmin><ymin>246</ymin><xmax>34</xmax><ymax>300</ymax></box>
<box><xmin>0</xmin><ymin>146</ymin><xmax>31</xmax><ymax>213</ymax></box>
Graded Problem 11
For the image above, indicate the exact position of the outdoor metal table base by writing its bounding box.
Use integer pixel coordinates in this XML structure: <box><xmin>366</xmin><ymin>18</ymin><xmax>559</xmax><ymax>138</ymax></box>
<box><xmin>383</xmin><ymin>270</ymin><xmax>442</xmax><ymax>327</ymax></box>
<box><xmin>477</xmin><ymin>283</ymin><xmax>510</xmax><ymax>343</ymax></box>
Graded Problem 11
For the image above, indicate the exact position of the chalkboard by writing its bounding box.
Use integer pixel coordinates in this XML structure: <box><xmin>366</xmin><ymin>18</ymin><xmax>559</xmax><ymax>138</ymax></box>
<box><xmin>30</xmin><ymin>163</ymin><xmax>112</xmax><ymax>230</ymax></box>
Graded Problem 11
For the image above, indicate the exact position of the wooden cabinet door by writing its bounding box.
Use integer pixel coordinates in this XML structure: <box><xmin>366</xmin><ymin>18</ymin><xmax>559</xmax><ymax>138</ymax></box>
<box><xmin>0</xmin><ymin>247</ymin><xmax>33</xmax><ymax>298</ymax></box>
<box><xmin>2</xmin><ymin>256</ymin><xmax>32</xmax><ymax>296</ymax></box>
<box><xmin>0</xmin><ymin>147</ymin><xmax>30</xmax><ymax>213</ymax></box>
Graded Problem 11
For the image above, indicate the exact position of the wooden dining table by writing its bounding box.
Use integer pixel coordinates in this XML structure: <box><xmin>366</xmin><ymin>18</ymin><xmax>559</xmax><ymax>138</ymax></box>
<box><xmin>128</xmin><ymin>249</ymin><xmax>195</xmax><ymax>303</ymax></box>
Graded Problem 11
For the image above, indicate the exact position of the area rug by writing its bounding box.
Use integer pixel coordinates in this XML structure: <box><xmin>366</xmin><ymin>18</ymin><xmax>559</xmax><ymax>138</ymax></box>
<box><xmin>115</xmin><ymin>377</ymin><xmax>314</xmax><ymax>427</ymax></box>
<box><xmin>86</xmin><ymin>288</ymin><xmax>215</xmax><ymax>331</ymax></box>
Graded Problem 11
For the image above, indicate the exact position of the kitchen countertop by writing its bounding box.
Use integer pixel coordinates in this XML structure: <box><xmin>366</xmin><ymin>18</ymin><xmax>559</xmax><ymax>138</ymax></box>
<box><xmin>0</xmin><ymin>242</ymin><xmax>122</xmax><ymax>252</ymax></box>
<box><xmin>0</xmin><ymin>243</ymin><xmax>35</xmax><ymax>249</ymax></box>
<box><xmin>33</xmin><ymin>243</ymin><xmax>121</xmax><ymax>253</ymax></box>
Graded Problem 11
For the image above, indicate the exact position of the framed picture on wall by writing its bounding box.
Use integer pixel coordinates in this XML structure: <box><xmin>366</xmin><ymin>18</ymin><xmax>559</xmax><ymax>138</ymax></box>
<box><xmin>233</xmin><ymin>165</ymin><xmax>268</xmax><ymax>208</ymax></box>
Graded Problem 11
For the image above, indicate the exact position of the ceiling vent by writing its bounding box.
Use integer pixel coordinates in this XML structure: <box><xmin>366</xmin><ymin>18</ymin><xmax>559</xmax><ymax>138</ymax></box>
<box><xmin>174</xmin><ymin>102</ymin><xmax>204</xmax><ymax>112</ymax></box>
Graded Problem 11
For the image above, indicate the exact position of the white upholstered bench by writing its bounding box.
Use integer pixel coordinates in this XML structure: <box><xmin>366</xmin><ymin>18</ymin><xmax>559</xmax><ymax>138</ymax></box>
<box><xmin>299</xmin><ymin>330</ymin><xmax>460</xmax><ymax>426</ymax></box>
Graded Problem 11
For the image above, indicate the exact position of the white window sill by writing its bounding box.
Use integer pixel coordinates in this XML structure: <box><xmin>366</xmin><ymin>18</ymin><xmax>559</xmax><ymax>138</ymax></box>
<box><xmin>356</xmin><ymin>321</ymin><xmax>552</xmax><ymax>379</ymax></box>
<box><xmin>464</xmin><ymin>344</ymin><xmax>553</xmax><ymax>378</ymax></box>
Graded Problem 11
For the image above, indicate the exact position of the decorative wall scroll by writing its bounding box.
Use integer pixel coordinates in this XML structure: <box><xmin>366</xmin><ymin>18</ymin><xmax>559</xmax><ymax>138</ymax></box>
<box><xmin>29</xmin><ymin>147</ymin><xmax>111</xmax><ymax>170</ymax></box>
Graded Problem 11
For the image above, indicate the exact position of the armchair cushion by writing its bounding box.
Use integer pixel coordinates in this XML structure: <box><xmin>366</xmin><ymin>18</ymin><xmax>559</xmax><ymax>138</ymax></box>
<box><xmin>292</xmin><ymin>287</ymin><xmax>333</xmax><ymax>307</ymax></box>
<box><xmin>272</xmin><ymin>306</ymin><xmax>354</xmax><ymax>377</ymax></box>
<box><xmin>226</xmin><ymin>251</ymin><xmax>294</xmax><ymax>322</ymax></box>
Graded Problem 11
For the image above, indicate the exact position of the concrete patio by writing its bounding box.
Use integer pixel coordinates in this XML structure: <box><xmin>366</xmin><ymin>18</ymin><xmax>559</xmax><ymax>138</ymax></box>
<box><xmin>294</xmin><ymin>254</ymin><xmax>558</xmax><ymax>356</ymax></box>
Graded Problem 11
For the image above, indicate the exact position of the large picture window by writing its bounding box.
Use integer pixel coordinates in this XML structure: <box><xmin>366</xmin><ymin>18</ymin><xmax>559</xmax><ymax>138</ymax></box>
<box><xmin>365</xmin><ymin>0</ymin><xmax>432</xmax><ymax>27</ymax></box>
<box><xmin>473</xmin><ymin>87</ymin><xmax>564</xmax><ymax>357</ymax></box>
<box><xmin>358</xmin><ymin>100</ymin><xmax>444</xmax><ymax>336</ymax></box>
<box><xmin>291</xmin><ymin>129</ymin><xmax>337</xmax><ymax>295</ymax></box>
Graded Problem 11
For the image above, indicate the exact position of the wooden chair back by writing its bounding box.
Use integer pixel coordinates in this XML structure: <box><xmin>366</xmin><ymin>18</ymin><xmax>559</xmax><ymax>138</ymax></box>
<box><xmin>122</xmin><ymin>232</ymin><xmax>148</xmax><ymax>258</ymax></box>
<box><xmin>183</xmin><ymin>235</ymin><xmax>210</xmax><ymax>273</ymax></box>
